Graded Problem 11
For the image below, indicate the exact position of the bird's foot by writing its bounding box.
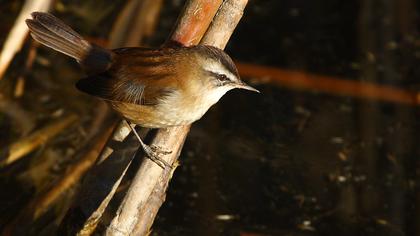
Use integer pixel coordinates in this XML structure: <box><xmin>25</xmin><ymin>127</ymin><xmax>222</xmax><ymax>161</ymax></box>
<box><xmin>143</xmin><ymin>145</ymin><xmax>173</xmax><ymax>169</ymax></box>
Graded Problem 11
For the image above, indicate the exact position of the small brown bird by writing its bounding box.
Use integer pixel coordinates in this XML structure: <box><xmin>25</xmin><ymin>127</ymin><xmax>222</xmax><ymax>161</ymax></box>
<box><xmin>26</xmin><ymin>12</ymin><xmax>258</xmax><ymax>168</ymax></box>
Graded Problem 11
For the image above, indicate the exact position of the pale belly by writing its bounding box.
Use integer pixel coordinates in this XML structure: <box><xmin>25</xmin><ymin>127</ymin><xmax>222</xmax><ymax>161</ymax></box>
<box><xmin>109</xmin><ymin>97</ymin><xmax>212</xmax><ymax>128</ymax></box>
<box><xmin>109</xmin><ymin>86</ymin><xmax>229</xmax><ymax>128</ymax></box>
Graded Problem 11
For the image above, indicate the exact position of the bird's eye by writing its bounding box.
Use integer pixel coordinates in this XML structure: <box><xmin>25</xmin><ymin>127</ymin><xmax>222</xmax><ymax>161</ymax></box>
<box><xmin>216</xmin><ymin>73</ymin><xmax>229</xmax><ymax>82</ymax></box>
<box><xmin>207</xmin><ymin>71</ymin><xmax>231</xmax><ymax>86</ymax></box>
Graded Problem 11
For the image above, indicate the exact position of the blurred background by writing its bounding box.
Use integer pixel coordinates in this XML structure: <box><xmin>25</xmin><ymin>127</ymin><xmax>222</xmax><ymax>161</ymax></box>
<box><xmin>1</xmin><ymin>0</ymin><xmax>420</xmax><ymax>235</ymax></box>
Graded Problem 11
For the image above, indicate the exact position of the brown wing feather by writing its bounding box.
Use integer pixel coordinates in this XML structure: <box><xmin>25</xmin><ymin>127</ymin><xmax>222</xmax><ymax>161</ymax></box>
<box><xmin>76</xmin><ymin>47</ymin><xmax>179</xmax><ymax>105</ymax></box>
<box><xmin>75</xmin><ymin>74</ymin><xmax>175</xmax><ymax>105</ymax></box>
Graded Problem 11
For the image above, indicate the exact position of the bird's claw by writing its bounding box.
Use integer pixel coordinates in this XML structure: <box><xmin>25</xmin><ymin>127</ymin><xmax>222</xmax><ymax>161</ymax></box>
<box><xmin>150</xmin><ymin>145</ymin><xmax>172</xmax><ymax>155</ymax></box>
<box><xmin>144</xmin><ymin>145</ymin><xmax>173</xmax><ymax>169</ymax></box>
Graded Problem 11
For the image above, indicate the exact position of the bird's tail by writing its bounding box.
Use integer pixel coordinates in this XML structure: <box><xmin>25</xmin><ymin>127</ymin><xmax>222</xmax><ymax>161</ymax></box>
<box><xmin>26</xmin><ymin>12</ymin><xmax>112</xmax><ymax>73</ymax></box>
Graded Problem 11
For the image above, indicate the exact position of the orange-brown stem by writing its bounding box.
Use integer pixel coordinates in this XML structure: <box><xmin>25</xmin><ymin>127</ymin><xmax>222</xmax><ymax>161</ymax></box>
<box><xmin>168</xmin><ymin>0</ymin><xmax>223</xmax><ymax>46</ymax></box>
<box><xmin>237</xmin><ymin>62</ymin><xmax>419</xmax><ymax>105</ymax></box>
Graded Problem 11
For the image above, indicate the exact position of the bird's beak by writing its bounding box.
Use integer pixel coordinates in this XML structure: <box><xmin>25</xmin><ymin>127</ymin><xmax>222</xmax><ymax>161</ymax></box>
<box><xmin>235</xmin><ymin>82</ymin><xmax>260</xmax><ymax>93</ymax></box>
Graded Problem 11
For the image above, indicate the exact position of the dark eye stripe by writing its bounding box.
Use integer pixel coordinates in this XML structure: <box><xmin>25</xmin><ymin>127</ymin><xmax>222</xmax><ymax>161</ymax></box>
<box><xmin>206</xmin><ymin>70</ymin><xmax>232</xmax><ymax>86</ymax></box>
<box><xmin>216</xmin><ymin>73</ymin><xmax>229</xmax><ymax>82</ymax></box>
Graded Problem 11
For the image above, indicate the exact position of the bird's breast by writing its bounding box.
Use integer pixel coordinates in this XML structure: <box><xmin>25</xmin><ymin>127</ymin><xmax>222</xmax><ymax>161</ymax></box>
<box><xmin>154</xmin><ymin>89</ymin><xmax>213</xmax><ymax>125</ymax></box>
<box><xmin>109</xmin><ymin>92</ymin><xmax>213</xmax><ymax>128</ymax></box>
<box><xmin>109</xmin><ymin>85</ymin><xmax>228</xmax><ymax>128</ymax></box>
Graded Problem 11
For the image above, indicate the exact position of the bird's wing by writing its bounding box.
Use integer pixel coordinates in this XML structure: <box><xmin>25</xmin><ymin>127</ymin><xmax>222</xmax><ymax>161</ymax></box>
<box><xmin>76</xmin><ymin>73</ymin><xmax>177</xmax><ymax>106</ymax></box>
<box><xmin>75</xmin><ymin>47</ymin><xmax>179</xmax><ymax>106</ymax></box>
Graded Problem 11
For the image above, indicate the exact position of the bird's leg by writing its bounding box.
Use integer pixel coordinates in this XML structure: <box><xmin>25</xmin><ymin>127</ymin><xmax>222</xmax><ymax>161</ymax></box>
<box><xmin>125</xmin><ymin>120</ymin><xmax>172</xmax><ymax>169</ymax></box>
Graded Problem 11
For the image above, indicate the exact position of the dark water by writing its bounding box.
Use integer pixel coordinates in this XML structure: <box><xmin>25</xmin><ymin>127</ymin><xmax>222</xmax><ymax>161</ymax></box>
<box><xmin>154</xmin><ymin>1</ymin><xmax>420</xmax><ymax>235</ymax></box>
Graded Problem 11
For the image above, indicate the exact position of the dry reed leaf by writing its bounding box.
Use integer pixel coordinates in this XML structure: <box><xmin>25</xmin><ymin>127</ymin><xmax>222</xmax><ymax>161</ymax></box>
<box><xmin>0</xmin><ymin>114</ymin><xmax>78</xmax><ymax>167</ymax></box>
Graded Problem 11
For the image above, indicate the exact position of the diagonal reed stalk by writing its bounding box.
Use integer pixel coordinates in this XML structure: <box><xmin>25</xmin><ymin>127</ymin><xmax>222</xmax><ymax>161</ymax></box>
<box><xmin>105</xmin><ymin>1</ymin><xmax>248</xmax><ymax>235</ymax></box>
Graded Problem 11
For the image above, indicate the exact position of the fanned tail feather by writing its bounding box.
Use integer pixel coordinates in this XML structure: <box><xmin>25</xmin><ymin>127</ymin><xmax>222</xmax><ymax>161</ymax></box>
<box><xmin>26</xmin><ymin>12</ymin><xmax>112</xmax><ymax>73</ymax></box>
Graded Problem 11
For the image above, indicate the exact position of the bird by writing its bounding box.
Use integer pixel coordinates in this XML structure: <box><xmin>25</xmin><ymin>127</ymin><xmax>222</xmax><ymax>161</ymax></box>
<box><xmin>26</xmin><ymin>12</ymin><xmax>259</xmax><ymax>168</ymax></box>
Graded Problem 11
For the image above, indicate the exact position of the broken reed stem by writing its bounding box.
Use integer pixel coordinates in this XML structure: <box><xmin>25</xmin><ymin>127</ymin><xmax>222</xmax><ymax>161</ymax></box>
<box><xmin>106</xmin><ymin>0</ymin><xmax>247</xmax><ymax>235</ymax></box>
<box><xmin>236</xmin><ymin>62</ymin><xmax>420</xmax><ymax>106</ymax></box>
<box><xmin>1</xmin><ymin>124</ymin><xmax>114</xmax><ymax>236</ymax></box>
<box><xmin>0</xmin><ymin>114</ymin><xmax>79</xmax><ymax>167</ymax></box>
<box><xmin>0</xmin><ymin>0</ymin><xmax>52</xmax><ymax>79</ymax></box>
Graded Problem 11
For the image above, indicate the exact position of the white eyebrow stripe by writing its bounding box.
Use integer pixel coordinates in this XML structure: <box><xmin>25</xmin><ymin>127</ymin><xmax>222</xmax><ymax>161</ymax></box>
<box><xmin>203</xmin><ymin>59</ymin><xmax>238</xmax><ymax>81</ymax></box>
